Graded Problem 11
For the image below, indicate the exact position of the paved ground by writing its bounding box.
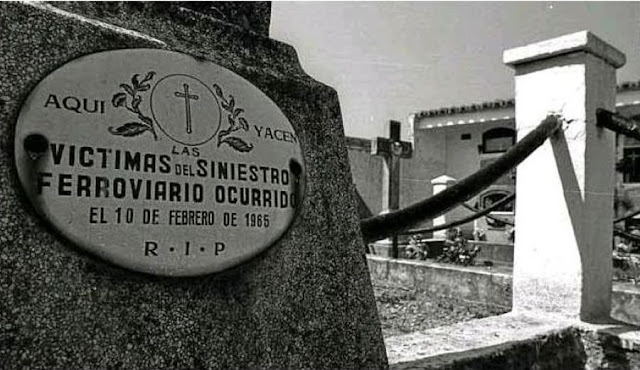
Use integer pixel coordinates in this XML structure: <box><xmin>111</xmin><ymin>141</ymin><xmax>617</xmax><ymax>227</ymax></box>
<box><xmin>374</xmin><ymin>284</ymin><xmax>510</xmax><ymax>338</ymax></box>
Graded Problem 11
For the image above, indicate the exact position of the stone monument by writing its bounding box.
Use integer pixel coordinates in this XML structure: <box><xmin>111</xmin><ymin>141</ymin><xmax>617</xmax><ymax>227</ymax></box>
<box><xmin>0</xmin><ymin>2</ymin><xmax>387</xmax><ymax>368</ymax></box>
<box><xmin>370</xmin><ymin>120</ymin><xmax>412</xmax><ymax>258</ymax></box>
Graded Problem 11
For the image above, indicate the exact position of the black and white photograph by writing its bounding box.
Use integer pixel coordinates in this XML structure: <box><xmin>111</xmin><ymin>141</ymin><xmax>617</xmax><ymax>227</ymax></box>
<box><xmin>1</xmin><ymin>1</ymin><xmax>640</xmax><ymax>368</ymax></box>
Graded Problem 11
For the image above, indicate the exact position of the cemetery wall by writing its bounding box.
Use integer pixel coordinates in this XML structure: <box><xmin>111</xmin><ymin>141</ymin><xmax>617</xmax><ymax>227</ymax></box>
<box><xmin>346</xmin><ymin>137</ymin><xmax>383</xmax><ymax>215</ymax></box>
<box><xmin>398</xmin><ymin>129</ymin><xmax>444</xmax><ymax>211</ymax></box>
<box><xmin>368</xmin><ymin>256</ymin><xmax>640</xmax><ymax>327</ymax></box>
<box><xmin>367</xmin><ymin>256</ymin><xmax>512</xmax><ymax>309</ymax></box>
<box><xmin>472</xmin><ymin>241</ymin><xmax>515</xmax><ymax>265</ymax></box>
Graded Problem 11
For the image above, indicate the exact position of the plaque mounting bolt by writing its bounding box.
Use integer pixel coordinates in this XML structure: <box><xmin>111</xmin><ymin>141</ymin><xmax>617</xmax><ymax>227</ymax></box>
<box><xmin>289</xmin><ymin>158</ymin><xmax>303</xmax><ymax>179</ymax></box>
<box><xmin>23</xmin><ymin>134</ymin><xmax>48</xmax><ymax>160</ymax></box>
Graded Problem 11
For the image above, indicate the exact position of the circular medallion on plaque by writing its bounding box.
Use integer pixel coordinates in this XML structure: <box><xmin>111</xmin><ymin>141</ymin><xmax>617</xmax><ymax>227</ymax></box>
<box><xmin>14</xmin><ymin>49</ymin><xmax>306</xmax><ymax>277</ymax></box>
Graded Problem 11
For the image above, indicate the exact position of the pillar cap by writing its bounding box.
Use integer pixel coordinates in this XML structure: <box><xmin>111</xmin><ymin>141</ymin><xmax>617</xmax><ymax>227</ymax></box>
<box><xmin>504</xmin><ymin>31</ymin><xmax>626</xmax><ymax>69</ymax></box>
<box><xmin>431</xmin><ymin>175</ymin><xmax>457</xmax><ymax>185</ymax></box>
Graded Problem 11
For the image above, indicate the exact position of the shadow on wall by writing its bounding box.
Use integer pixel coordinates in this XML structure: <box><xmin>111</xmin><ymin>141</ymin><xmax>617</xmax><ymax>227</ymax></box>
<box><xmin>355</xmin><ymin>186</ymin><xmax>374</xmax><ymax>219</ymax></box>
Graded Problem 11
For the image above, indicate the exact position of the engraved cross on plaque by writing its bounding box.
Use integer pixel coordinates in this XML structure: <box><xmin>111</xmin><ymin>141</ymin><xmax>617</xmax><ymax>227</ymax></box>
<box><xmin>174</xmin><ymin>83</ymin><xmax>199</xmax><ymax>134</ymax></box>
<box><xmin>371</xmin><ymin>120</ymin><xmax>413</xmax><ymax>258</ymax></box>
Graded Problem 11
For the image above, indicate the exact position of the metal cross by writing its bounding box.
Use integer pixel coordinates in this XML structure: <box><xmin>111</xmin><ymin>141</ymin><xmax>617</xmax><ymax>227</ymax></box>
<box><xmin>371</xmin><ymin>120</ymin><xmax>413</xmax><ymax>258</ymax></box>
<box><xmin>174</xmin><ymin>83</ymin><xmax>199</xmax><ymax>134</ymax></box>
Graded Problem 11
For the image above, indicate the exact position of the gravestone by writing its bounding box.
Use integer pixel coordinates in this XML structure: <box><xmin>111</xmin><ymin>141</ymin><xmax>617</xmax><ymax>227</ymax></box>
<box><xmin>0</xmin><ymin>2</ymin><xmax>387</xmax><ymax>368</ymax></box>
<box><xmin>370</xmin><ymin>120</ymin><xmax>412</xmax><ymax>258</ymax></box>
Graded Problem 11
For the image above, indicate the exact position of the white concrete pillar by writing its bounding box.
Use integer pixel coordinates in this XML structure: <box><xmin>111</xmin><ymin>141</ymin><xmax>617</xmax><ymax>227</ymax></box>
<box><xmin>431</xmin><ymin>175</ymin><xmax>457</xmax><ymax>239</ymax></box>
<box><xmin>504</xmin><ymin>31</ymin><xmax>625</xmax><ymax>321</ymax></box>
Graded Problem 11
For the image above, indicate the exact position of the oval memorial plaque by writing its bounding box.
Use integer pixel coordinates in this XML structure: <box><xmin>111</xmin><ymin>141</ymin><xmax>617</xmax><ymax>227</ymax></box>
<box><xmin>14</xmin><ymin>49</ymin><xmax>305</xmax><ymax>276</ymax></box>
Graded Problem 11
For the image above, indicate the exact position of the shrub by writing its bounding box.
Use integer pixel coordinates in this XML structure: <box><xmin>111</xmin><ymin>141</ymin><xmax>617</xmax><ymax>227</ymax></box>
<box><xmin>613</xmin><ymin>247</ymin><xmax>640</xmax><ymax>284</ymax></box>
<box><xmin>437</xmin><ymin>228</ymin><xmax>480</xmax><ymax>266</ymax></box>
<box><xmin>473</xmin><ymin>228</ymin><xmax>487</xmax><ymax>241</ymax></box>
<box><xmin>404</xmin><ymin>235</ymin><xmax>430</xmax><ymax>260</ymax></box>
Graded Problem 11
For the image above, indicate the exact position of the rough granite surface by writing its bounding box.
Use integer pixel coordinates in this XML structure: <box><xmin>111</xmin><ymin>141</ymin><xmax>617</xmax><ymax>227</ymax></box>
<box><xmin>51</xmin><ymin>1</ymin><xmax>272</xmax><ymax>37</ymax></box>
<box><xmin>0</xmin><ymin>3</ymin><xmax>387</xmax><ymax>369</ymax></box>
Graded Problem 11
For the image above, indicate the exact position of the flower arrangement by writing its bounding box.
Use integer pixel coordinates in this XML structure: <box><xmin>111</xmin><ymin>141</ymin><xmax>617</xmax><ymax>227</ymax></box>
<box><xmin>438</xmin><ymin>228</ymin><xmax>480</xmax><ymax>266</ymax></box>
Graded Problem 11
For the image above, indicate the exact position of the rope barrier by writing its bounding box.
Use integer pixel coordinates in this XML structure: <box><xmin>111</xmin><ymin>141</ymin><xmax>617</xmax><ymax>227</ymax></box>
<box><xmin>399</xmin><ymin>193</ymin><xmax>640</xmax><ymax>241</ymax></box>
<box><xmin>597</xmin><ymin>108</ymin><xmax>640</xmax><ymax>243</ymax></box>
<box><xmin>360</xmin><ymin>115</ymin><xmax>562</xmax><ymax>243</ymax></box>
<box><xmin>402</xmin><ymin>193</ymin><xmax>515</xmax><ymax>235</ymax></box>
<box><xmin>423</xmin><ymin>198</ymin><xmax>640</xmax><ymax>231</ymax></box>
<box><xmin>614</xmin><ymin>227</ymin><xmax>640</xmax><ymax>244</ymax></box>
<box><xmin>460</xmin><ymin>200</ymin><xmax>514</xmax><ymax>226</ymax></box>
<box><xmin>401</xmin><ymin>191</ymin><xmax>640</xmax><ymax>236</ymax></box>
<box><xmin>615</xmin><ymin>208</ymin><xmax>640</xmax><ymax>224</ymax></box>
<box><xmin>597</xmin><ymin>108</ymin><xmax>640</xmax><ymax>141</ymax></box>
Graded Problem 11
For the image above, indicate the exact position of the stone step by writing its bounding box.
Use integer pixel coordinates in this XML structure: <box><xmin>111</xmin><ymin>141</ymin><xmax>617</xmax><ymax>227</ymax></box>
<box><xmin>386</xmin><ymin>312</ymin><xmax>640</xmax><ymax>369</ymax></box>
